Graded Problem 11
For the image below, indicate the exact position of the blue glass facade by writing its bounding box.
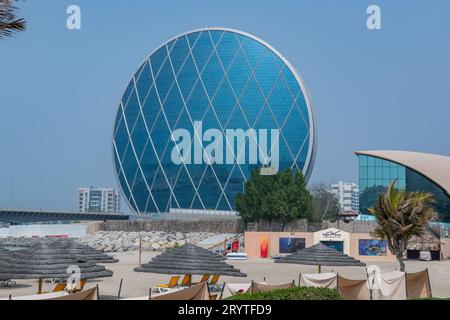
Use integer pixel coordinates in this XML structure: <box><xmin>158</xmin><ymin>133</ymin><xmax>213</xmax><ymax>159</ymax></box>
<box><xmin>359</xmin><ymin>155</ymin><xmax>450</xmax><ymax>221</ymax></box>
<box><xmin>113</xmin><ymin>28</ymin><xmax>316</xmax><ymax>214</ymax></box>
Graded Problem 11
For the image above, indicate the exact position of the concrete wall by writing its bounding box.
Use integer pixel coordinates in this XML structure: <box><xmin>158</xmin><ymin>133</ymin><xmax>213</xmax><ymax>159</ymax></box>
<box><xmin>0</xmin><ymin>224</ymin><xmax>88</xmax><ymax>238</ymax></box>
<box><xmin>88</xmin><ymin>219</ymin><xmax>244</xmax><ymax>234</ymax></box>
<box><xmin>245</xmin><ymin>230</ymin><xmax>397</xmax><ymax>262</ymax></box>
<box><xmin>245</xmin><ymin>231</ymin><xmax>313</xmax><ymax>258</ymax></box>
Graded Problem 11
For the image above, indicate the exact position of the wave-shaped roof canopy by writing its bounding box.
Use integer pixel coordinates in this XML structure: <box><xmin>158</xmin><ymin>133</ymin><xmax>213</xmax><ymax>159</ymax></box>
<box><xmin>355</xmin><ymin>150</ymin><xmax>450</xmax><ymax>196</ymax></box>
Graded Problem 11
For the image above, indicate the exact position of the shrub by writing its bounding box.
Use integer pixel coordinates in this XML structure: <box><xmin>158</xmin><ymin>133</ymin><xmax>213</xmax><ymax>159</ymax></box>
<box><xmin>225</xmin><ymin>286</ymin><xmax>342</xmax><ymax>300</ymax></box>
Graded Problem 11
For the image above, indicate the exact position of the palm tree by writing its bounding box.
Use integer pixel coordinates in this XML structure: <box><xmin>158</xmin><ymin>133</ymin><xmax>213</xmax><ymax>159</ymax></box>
<box><xmin>0</xmin><ymin>0</ymin><xmax>26</xmax><ymax>39</ymax></box>
<box><xmin>369</xmin><ymin>179</ymin><xmax>436</xmax><ymax>271</ymax></box>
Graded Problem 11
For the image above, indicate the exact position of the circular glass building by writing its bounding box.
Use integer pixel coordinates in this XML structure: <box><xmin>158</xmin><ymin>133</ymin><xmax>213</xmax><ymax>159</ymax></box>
<box><xmin>113</xmin><ymin>27</ymin><xmax>317</xmax><ymax>215</ymax></box>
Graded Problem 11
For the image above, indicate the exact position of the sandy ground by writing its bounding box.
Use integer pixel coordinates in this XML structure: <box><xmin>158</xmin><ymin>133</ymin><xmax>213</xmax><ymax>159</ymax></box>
<box><xmin>1</xmin><ymin>251</ymin><xmax>450</xmax><ymax>299</ymax></box>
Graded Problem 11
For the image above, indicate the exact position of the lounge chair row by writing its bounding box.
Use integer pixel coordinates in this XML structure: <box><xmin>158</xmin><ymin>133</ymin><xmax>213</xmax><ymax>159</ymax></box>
<box><xmin>156</xmin><ymin>274</ymin><xmax>220</xmax><ymax>288</ymax></box>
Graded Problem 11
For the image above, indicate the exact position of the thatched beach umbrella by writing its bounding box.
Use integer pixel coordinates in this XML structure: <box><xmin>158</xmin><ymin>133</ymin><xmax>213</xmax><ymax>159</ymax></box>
<box><xmin>134</xmin><ymin>243</ymin><xmax>246</xmax><ymax>277</ymax></box>
<box><xmin>0</xmin><ymin>242</ymin><xmax>113</xmax><ymax>293</ymax></box>
<box><xmin>275</xmin><ymin>243</ymin><xmax>366</xmax><ymax>272</ymax></box>
<box><xmin>50</xmin><ymin>239</ymin><xmax>119</xmax><ymax>263</ymax></box>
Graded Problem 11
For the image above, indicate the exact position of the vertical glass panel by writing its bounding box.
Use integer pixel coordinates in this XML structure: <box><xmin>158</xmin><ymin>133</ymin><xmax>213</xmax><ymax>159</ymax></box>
<box><xmin>374</xmin><ymin>158</ymin><xmax>383</xmax><ymax>167</ymax></box>
<box><xmin>135</xmin><ymin>61</ymin><xmax>152</xmax><ymax>102</ymax></box>
<box><xmin>368</xmin><ymin>166</ymin><xmax>375</xmax><ymax>179</ymax></box>
<box><xmin>169</xmin><ymin>36</ymin><xmax>190</xmax><ymax>76</ymax></box>
<box><xmin>130</xmin><ymin>114</ymin><xmax>148</xmax><ymax>160</ymax></box>
<box><xmin>149</xmin><ymin>46</ymin><xmax>168</xmax><ymax>77</ymax></box>
<box><xmin>359</xmin><ymin>155</ymin><xmax>368</xmax><ymax>167</ymax></box>
<box><xmin>360</xmin><ymin>166</ymin><xmax>368</xmax><ymax>179</ymax></box>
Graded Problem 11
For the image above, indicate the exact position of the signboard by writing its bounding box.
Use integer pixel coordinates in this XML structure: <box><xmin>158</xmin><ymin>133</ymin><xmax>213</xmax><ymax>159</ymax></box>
<box><xmin>314</xmin><ymin>228</ymin><xmax>350</xmax><ymax>255</ymax></box>
<box><xmin>279</xmin><ymin>238</ymin><xmax>305</xmax><ymax>253</ymax></box>
<box><xmin>359</xmin><ymin>239</ymin><xmax>387</xmax><ymax>256</ymax></box>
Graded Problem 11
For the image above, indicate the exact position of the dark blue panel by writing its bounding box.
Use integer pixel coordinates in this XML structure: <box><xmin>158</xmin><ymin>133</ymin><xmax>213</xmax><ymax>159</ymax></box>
<box><xmin>191</xmin><ymin>31</ymin><xmax>214</xmax><ymax>72</ymax></box>
<box><xmin>201</xmin><ymin>52</ymin><xmax>225</xmax><ymax>98</ymax></box>
<box><xmin>209</xmin><ymin>30</ymin><xmax>224</xmax><ymax>45</ymax></box>
<box><xmin>154</xmin><ymin>59</ymin><xmax>175</xmax><ymax>103</ymax></box>
<box><xmin>198</xmin><ymin>166</ymin><xmax>222</xmax><ymax>209</ymax></box>
<box><xmin>162</xmin><ymin>85</ymin><xmax>184</xmax><ymax>130</ymax></box>
<box><xmin>142</xmin><ymin>86</ymin><xmax>161</xmax><ymax>130</ymax></box>
<box><xmin>241</xmin><ymin>37</ymin><xmax>265</xmax><ymax>70</ymax></box>
<box><xmin>151</xmin><ymin>166</ymin><xmax>171</xmax><ymax>212</ymax></box>
<box><xmin>268</xmin><ymin>76</ymin><xmax>294</xmax><ymax>126</ymax></box>
<box><xmin>186</xmin><ymin>81</ymin><xmax>209</xmax><ymax>120</ymax></box>
<box><xmin>177</xmin><ymin>55</ymin><xmax>198</xmax><ymax>100</ymax></box>
<box><xmin>114</xmin><ymin>116</ymin><xmax>129</xmax><ymax>158</ymax></box>
<box><xmin>239</xmin><ymin>76</ymin><xmax>266</xmax><ymax>127</ymax></box>
<box><xmin>130</xmin><ymin>113</ymin><xmax>149</xmax><ymax>160</ymax></box>
<box><xmin>281</xmin><ymin>107</ymin><xmax>309</xmax><ymax>158</ymax></box>
<box><xmin>149</xmin><ymin>46</ymin><xmax>168</xmax><ymax>77</ymax></box>
<box><xmin>216</xmin><ymin>32</ymin><xmax>240</xmax><ymax>71</ymax></box>
<box><xmin>211</xmin><ymin>80</ymin><xmax>236</xmax><ymax>126</ymax></box>
<box><xmin>227</xmin><ymin>50</ymin><xmax>251</xmax><ymax>98</ymax></box>
<box><xmin>124</xmin><ymin>89</ymin><xmax>140</xmax><ymax>130</ymax></box>
<box><xmin>254</xmin><ymin>50</ymin><xmax>280</xmax><ymax>98</ymax></box>
<box><xmin>135</xmin><ymin>61</ymin><xmax>152</xmax><ymax>102</ymax></box>
<box><xmin>170</xmin><ymin>36</ymin><xmax>190</xmax><ymax>76</ymax></box>
<box><xmin>173</xmin><ymin>166</ymin><xmax>196</xmax><ymax>209</ymax></box>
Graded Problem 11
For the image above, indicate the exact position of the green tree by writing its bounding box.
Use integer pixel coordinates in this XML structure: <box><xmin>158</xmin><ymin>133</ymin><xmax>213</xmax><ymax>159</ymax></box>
<box><xmin>0</xmin><ymin>0</ymin><xmax>25</xmax><ymax>39</ymax></box>
<box><xmin>310</xmin><ymin>183</ymin><xmax>341</xmax><ymax>223</ymax></box>
<box><xmin>369</xmin><ymin>179</ymin><xmax>436</xmax><ymax>271</ymax></box>
<box><xmin>236</xmin><ymin>168</ymin><xmax>313</xmax><ymax>224</ymax></box>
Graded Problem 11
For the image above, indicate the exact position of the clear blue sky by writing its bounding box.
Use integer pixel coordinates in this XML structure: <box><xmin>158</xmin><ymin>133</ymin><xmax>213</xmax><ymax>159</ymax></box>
<box><xmin>1</xmin><ymin>0</ymin><xmax>449</xmax><ymax>212</ymax></box>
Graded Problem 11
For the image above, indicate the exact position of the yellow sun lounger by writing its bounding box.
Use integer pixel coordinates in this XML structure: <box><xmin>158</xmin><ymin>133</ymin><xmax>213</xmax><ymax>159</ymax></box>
<box><xmin>75</xmin><ymin>279</ymin><xmax>87</xmax><ymax>292</ymax></box>
<box><xmin>209</xmin><ymin>274</ymin><xmax>220</xmax><ymax>285</ymax></box>
<box><xmin>193</xmin><ymin>274</ymin><xmax>210</xmax><ymax>285</ymax></box>
<box><xmin>180</xmin><ymin>275</ymin><xmax>192</xmax><ymax>287</ymax></box>
<box><xmin>52</xmin><ymin>283</ymin><xmax>67</xmax><ymax>292</ymax></box>
<box><xmin>156</xmin><ymin>275</ymin><xmax>180</xmax><ymax>288</ymax></box>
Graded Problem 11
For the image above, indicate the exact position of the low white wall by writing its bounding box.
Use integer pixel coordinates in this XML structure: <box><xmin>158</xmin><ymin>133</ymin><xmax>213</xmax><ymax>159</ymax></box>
<box><xmin>0</xmin><ymin>224</ymin><xmax>88</xmax><ymax>238</ymax></box>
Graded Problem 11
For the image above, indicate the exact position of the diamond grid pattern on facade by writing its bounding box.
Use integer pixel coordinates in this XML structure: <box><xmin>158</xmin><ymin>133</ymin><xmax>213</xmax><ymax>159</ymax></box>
<box><xmin>113</xmin><ymin>28</ymin><xmax>316</xmax><ymax>215</ymax></box>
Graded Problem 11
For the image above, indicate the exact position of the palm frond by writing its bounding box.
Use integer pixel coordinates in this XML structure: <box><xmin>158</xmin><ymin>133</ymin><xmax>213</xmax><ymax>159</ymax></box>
<box><xmin>368</xmin><ymin>178</ymin><xmax>437</xmax><ymax>259</ymax></box>
<box><xmin>0</xmin><ymin>0</ymin><xmax>26</xmax><ymax>39</ymax></box>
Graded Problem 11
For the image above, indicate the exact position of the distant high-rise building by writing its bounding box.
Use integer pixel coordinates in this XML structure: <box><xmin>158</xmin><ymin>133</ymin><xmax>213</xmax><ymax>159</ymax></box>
<box><xmin>78</xmin><ymin>187</ymin><xmax>120</xmax><ymax>213</ymax></box>
<box><xmin>330</xmin><ymin>182</ymin><xmax>359</xmax><ymax>213</ymax></box>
